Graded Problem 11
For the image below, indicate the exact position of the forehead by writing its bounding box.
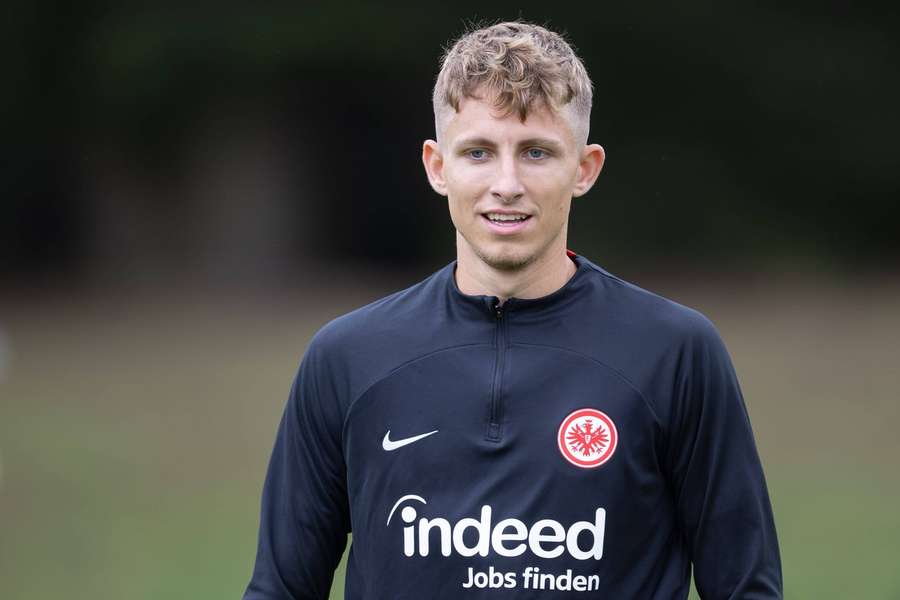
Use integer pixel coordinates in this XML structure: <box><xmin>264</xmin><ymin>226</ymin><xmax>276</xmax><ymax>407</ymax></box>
<box><xmin>441</xmin><ymin>95</ymin><xmax>577</xmax><ymax>148</ymax></box>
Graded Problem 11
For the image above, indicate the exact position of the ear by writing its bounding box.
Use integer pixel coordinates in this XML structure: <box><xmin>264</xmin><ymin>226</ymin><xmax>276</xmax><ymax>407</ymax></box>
<box><xmin>572</xmin><ymin>144</ymin><xmax>605</xmax><ymax>198</ymax></box>
<box><xmin>422</xmin><ymin>139</ymin><xmax>448</xmax><ymax>196</ymax></box>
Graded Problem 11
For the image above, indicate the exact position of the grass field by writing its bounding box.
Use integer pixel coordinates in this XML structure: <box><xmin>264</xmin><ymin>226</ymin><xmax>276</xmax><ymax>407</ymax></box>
<box><xmin>1</xmin><ymin>270</ymin><xmax>898</xmax><ymax>599</ymax></box>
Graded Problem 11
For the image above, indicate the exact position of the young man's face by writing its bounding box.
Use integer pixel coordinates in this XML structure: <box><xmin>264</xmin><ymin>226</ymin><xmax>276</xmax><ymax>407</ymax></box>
<box><xmin>423</xmin><ymin>95</ymin><xmax>604</xmax><ymax>272</ymax></box>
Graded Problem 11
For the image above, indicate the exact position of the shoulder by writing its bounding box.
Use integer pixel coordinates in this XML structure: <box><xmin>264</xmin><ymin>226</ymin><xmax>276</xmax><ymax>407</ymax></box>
<box><xmin>579</xmin><ymin>257</ymin><xmax>721</xmax><ymax>349</ymax></box>
<box><xmin>581</xmin><ymin>261</ymin><xmax>739</xmax><ymax>405</ymax></box>
<box><xmin>311</xmin><ymin>263</ymin><xmax>449</xmax><ymax>350</ymax></box>
<box><xmin>300</xmin><ymin>263</ymin><xmax>453</xmax><ymax>400</ymax></box>
<box><xmin>571</xmin><ymin>257</ymin><xmax>737</xmax><ymax>429</ymax></box>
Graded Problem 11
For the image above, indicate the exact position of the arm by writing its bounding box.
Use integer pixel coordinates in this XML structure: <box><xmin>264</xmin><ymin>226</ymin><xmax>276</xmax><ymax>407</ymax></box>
<box><xmin>243</xmin><ymin>337</ymin><xmax>351</xmax><ymax>600</ymax></box>
<box><xmin>667</xmin><ymin>316</ymin><xmax>783</xmax><ymax>599</ymax></box>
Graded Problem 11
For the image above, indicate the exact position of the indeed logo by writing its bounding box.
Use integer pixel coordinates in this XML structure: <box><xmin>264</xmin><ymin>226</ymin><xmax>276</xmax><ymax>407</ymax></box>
<box><xmin>386</xmin><ymin>495</ymin><xmax>606</xmax><ymax>560</ymax></box>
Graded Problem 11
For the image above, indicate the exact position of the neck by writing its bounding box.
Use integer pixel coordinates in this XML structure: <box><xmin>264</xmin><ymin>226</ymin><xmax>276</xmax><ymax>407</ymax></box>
<box><xmin>454</xmin><ymin>233</ymin><xmax>577</xmax><ymax>304</ymax></box>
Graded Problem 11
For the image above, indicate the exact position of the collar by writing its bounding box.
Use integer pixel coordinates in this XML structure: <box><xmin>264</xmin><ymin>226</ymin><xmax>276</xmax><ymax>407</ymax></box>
<box><xmin>444</xmin><ymin>249</ymin><xmax>592</xmax><ymax>319</ymax></box>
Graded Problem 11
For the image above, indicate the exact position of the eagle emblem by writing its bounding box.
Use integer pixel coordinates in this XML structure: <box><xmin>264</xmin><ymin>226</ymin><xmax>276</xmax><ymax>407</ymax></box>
<box><xmin>558</xmin><ymin>408</ymin><xmax>618</xmax><ymax>468</ymax></box>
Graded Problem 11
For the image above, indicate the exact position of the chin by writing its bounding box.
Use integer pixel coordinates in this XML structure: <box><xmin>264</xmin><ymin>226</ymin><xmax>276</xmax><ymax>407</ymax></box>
<box><xmin>475</xmin><ymin>246</ymin><xmax>537</xmax><ymax>272</ymax></box>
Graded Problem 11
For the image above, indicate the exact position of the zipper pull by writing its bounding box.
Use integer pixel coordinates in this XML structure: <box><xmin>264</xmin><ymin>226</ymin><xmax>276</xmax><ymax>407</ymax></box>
<box><xmin>494</xmin><ymin>301</ymin><xmax>503</xmax><ymax>319</ymax></box>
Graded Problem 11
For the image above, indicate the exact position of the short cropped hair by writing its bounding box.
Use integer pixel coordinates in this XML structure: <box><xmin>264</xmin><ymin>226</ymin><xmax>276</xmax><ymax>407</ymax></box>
<box><xmin>432</xmin><ymin>21</ymin><xmax>593</xmax><ymax>146</ymax></box>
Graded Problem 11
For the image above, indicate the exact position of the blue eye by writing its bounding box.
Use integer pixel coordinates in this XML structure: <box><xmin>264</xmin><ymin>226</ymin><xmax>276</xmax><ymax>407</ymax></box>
<box><xmin>527</xmin><ymin>148</ymin><xmax>547</xmax><ymax>159</ymax></box>
<box><xmin>468</xmin><ymin>149</ymin><xmax>487</xmax><ymax>160</ymax></box>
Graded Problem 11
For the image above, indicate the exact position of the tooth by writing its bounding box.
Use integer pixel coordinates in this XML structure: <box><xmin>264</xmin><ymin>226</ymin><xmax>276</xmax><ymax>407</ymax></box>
<box><xmin>487</xmin><ymin>213</ymin><xmax>526</xmax><ymax>221</ymax></box>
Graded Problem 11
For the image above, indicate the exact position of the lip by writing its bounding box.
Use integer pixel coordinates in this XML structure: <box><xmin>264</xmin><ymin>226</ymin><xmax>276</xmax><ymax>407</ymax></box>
<box><xmin>480</xmin><ymin>212</ymin><xmax>533</xmax><ymax>235</ymax></box>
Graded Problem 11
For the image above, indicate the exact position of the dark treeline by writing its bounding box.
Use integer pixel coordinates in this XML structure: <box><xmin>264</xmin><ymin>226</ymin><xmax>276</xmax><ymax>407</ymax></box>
<box><xmin>3</xmin><ymin>3</ymin><xmax>898</xmax><ymax>282</ymax></box>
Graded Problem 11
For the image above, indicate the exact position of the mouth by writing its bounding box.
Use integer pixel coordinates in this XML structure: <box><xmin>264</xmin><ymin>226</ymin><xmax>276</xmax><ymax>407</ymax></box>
<box><xmin>481</xmin><ymin>212</ymin><xmax>533</xmax><ymax>234</ymax></box>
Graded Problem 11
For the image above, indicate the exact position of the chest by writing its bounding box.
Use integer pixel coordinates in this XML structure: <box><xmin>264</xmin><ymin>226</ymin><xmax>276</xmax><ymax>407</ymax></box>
<box><xmin>343</xmin><ymin>344</ymin><xmax>663</xmax><ymax>500</ymax></box>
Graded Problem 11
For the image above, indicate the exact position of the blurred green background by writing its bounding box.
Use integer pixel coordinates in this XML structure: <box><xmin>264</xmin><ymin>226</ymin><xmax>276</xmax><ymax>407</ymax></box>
<box><xmin>2</xmin><ymin>3</ymin><xmax>899</xmax><ymax>599</ymax></box>
<box><xmin>3</xmin><ymin>275</ymin><xmax>899</xmax><ymax>598</ymax></box>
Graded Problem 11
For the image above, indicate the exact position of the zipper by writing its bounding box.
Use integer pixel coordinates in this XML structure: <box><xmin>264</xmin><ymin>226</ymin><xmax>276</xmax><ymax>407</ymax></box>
<box><xmin>487</xmin><ymin>299</ymin><xmax>507</xmax><ymax>442</ymax></box>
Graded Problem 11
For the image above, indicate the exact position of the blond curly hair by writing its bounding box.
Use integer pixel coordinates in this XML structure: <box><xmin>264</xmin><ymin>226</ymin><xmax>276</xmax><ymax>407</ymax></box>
<box><xmin>432</xmin><ymin>21</ymin><xmax>593</xmax><ymax>146</ymax></box>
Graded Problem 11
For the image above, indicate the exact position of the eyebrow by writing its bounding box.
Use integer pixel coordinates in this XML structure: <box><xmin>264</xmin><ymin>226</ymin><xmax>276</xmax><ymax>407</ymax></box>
<box><xmin>453</xmin><ymin>137</ymin><xmax>566</xmax><ymax>152</ymax></box>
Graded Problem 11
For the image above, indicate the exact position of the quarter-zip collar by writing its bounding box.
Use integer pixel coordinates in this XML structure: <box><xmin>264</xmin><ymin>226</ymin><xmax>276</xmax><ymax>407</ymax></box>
<box><xmin>445</xmin><ymin>249</ymin><xmax>593</xmax><ymax>320</ymax></box>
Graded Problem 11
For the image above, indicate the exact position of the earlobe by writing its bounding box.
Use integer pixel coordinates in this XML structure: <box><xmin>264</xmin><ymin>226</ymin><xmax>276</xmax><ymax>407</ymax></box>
<box><xmin>422</xmin><ymin>140</ymin><xmax>448</xmax><ymax>196</ymax></box>
<box><xmin>572</xmin><ymin>144</ymin><xmax>605</xmax><ymax>198</ymax></box>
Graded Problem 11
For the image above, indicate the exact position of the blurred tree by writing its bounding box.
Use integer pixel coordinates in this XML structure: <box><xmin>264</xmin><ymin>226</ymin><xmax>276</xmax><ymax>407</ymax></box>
<box><xmin>2</xmin><ymin>2</ymin><xmax>898</xmax><ymax>282</ymax></box>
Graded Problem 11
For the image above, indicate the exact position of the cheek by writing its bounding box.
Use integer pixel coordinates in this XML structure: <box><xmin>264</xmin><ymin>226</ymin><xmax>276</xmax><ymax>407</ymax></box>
<box><xmin>524</xmin><ymin>161</ymin><xmax>576</xmax><ymax>189</ymax></box>
<box><xmin>445</xmin><ymin>193</ymin><xmax>473</xmax><ymax>232</ymax></box>
<box><xmin>525</xmin><ymin>174</ymin><xmax>574</xmax><ymax>215</ymax></box>
<box><xmin>445</xmin><ymin>166</ymin><xmax>488</xmax><ymax>205</ymax></box>
<box><xmin>550</xmin><ymin>199</ymin><xmax>572</xmax><ymax>223</ymax></box>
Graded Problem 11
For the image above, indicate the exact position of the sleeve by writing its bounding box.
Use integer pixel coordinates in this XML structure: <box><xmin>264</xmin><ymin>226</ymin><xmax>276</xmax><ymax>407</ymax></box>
<box><xmin>666</xmin><ymin>316</ymin><xmax>783</xmax><ymax>599</ymax></box>
<box><xmin>243</xmin><ymin>335</ymin><xmax>351</xmax><ymax>600</ymax></box>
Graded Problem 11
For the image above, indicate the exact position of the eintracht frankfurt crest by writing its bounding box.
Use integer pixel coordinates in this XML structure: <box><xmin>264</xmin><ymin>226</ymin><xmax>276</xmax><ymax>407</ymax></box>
<box><xmin>558</xmin><ymin>408</ymin><xmax>618</xmax><ymax>468</ymax></box>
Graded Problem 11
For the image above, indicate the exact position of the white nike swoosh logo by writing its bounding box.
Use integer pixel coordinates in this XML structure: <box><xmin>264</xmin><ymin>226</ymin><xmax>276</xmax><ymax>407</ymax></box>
<box><xmin>382</xmin><ymin>429</ymin><xmax>439</xmax><ymax>451</ymax></box>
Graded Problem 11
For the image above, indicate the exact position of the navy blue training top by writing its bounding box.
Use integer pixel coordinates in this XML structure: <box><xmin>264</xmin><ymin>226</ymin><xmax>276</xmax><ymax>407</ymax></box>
<box><xmin>243</xmin><ymin>252</ymin><xmax>782</xmax><ymax>599</ymax></box>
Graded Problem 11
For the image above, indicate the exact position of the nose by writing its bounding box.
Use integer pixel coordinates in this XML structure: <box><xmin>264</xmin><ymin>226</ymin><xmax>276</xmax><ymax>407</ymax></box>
<box><xmin>489</xmin><ymin>154</ymin><xmax>525</xmax><ymax>203</ymax></box>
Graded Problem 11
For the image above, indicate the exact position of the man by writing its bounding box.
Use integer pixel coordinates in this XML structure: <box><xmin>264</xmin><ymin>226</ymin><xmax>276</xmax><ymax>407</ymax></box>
<box><xmin>243</xmin><ymin>21</ymin><xmax>782</xmax><ymax>599</ymax></box>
